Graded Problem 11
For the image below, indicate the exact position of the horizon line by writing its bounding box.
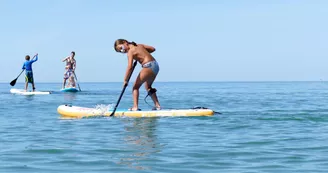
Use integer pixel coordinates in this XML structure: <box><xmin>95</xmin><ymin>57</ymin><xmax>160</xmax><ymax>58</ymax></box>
<box><xmin>1</xmin><ymin>80</ymin><xmax>327</xmax><ymax>84</ymax></box>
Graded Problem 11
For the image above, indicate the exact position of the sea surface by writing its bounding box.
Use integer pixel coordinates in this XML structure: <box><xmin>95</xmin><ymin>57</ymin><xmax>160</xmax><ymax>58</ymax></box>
<box><xmin>1</xmin><ymin>82</ymin><xmax>328</xmax><ymax>173</ymax></box>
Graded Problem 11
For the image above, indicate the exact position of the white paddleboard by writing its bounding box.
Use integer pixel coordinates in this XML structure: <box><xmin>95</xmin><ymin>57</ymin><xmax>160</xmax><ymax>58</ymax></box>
<box><xmin>10</xmin><ymin>88</ymin><xmax>51</xmax><ymax>95</ymax></box>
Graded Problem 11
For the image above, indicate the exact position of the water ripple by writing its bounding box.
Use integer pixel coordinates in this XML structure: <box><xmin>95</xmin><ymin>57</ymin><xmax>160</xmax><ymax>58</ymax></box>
<box><xmin>1</xmin><ymin>82</ymin><xmax>328</xmax><ymax>172</ymax></box>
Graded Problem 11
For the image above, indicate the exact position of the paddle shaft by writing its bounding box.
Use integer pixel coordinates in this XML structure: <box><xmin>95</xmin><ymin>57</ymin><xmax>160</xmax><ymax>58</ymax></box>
<box><xmin>16</xmin><ymin>69</ymin><xmax>25</xmax><ymax>79</ymax></box>
<box><xmin>110</xmin><ymin>61</ymin><xmax>138</xmax><ymax>116</ymax></box>
<box><xmin>10</xmin><ymin>69</ymin><xmax>25</xmax><ymax>86</ymax></box>
<box><xmin>73</xmin><ymin>72</ymin><xmax>81</xmax><ymax>91</ymax></box>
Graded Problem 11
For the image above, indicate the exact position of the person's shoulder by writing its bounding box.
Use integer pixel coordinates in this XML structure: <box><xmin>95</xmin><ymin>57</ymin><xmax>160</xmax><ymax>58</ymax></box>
<box><xmin>137</xmin><ymin>44</ymin><xmax>150</xmax><ymax>50</ymax></box>
<box><xmin>134</xmin><ymin>45</ymin><xmax>144</xmax><ymax>51</ymax></box>
<box><xmin>130</xmin><ymin>48</ymin><xmax>138</xmax><ymax>54</ymax></box>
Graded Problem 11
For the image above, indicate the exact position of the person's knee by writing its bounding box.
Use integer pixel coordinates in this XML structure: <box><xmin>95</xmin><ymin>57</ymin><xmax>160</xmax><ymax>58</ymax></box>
<box><xmin>132</xmin><ymin>86</ymin><xmax>140</xmax><ymax>91</ymax></box>
<box><xmin>133</xmin><ymin>82</ymin><xmax>142</xmax><ymax>90</ymax></box>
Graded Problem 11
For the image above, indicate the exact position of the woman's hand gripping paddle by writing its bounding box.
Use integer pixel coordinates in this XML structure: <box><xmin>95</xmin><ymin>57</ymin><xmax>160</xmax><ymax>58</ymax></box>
<box><xmin>109</xmin><ymin>61</ymin><xmax>138</xmax><ymax>116</ymax></box>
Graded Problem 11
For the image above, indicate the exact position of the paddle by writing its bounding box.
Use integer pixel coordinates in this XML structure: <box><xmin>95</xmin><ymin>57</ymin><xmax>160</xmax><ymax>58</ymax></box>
<box><xmin>110</xmin><ymin>60</ymin><xmax>138</xmax><ymax>116</ymax></box>
<box><xmin>10</xmin><ymin>70</ymin><xmax>25</xmax><ymax>86</ymax></box>
<box><xmin>73</xmin><ymin>72</ymin><xmax>82</xmax><ymax>91</ymax></box>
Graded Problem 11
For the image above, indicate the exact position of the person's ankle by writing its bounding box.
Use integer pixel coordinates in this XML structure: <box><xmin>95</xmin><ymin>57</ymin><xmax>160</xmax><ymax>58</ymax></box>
<box><xmin>153</xmin><ymin>106</ymin><xmax>161</xmax><ymax>110</ymax></box>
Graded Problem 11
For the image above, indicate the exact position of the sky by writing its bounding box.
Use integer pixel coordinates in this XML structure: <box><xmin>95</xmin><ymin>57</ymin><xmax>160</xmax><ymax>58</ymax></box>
<box><xmin>0</xmin><ymin>0</ymin><xmax>328</xmax><ymax>82</ymax></box>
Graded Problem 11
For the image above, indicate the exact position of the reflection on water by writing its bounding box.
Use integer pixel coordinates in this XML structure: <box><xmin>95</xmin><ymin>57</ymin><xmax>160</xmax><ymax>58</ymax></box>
<box><xmin>24</xmin><ymin>95</ymin><xmax>35</xmax><ymax>101</ymax></box>
<box><xmin>118</xmin><ymin>118</ymin><xmax>164</xmax><ymax>170</ymax></box>
<box><xmin>63</xmin><ymin>93</ymin><xmax>77</xmax><ymax>101</ymax></box>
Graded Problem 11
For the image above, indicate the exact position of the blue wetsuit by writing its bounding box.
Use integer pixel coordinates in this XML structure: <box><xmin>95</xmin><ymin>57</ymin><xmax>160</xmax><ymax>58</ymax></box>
<box><xmin>22</xmin><ymin>55</ymin><xmax>38</xmax><ymax>83</ymax></box>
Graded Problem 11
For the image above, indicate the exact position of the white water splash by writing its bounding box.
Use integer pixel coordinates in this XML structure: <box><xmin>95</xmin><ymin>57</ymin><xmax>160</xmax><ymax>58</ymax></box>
<box><xmin>94</xmin><ymin>104</ymin><xmax>114</xmax><ymax>115</ymax></box>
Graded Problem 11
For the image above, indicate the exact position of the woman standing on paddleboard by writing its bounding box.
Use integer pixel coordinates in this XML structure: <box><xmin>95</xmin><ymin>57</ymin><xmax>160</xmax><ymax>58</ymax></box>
<box><xmin>114</xmin><ymin>39</ymin><xmax>161</xmax><ymax>111</ymax></box>
<box><xmin>62</xmin><ymin>51</ymin><xmax>76</xmax><ymax>89</ymax></box>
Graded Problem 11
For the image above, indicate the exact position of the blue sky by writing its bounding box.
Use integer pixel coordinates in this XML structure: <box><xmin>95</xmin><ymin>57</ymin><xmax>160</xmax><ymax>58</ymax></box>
<box><xmin>1</xmin><ymin>0</ymin><xmax>328</xmax><ymax>82</ymax></box>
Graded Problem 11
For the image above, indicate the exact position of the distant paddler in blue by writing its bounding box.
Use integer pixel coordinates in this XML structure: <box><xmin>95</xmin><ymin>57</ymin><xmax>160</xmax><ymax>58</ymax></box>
<box><xmin>62</xmin><ymin>51</ymin><xmax>76</xmax><ymax>89</ymax></box>
<box><xmin>114</xmin><ymin>39</ymin><xmax>161</xmax><ymax>111</ymax></box>
<box><xmin>22</xmin><ymin>53</ymin><xmax>38</xmax><ymax>92</ymax></box>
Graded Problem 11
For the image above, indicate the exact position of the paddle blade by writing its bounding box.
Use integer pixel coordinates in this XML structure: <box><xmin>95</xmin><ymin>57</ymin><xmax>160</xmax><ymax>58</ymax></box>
<box><xmin>10</xmin><ymin>70</ymin><xmax>25</xmax><ymax>86</ymax></box>
<box><xmin>10</xmin><ymin>78</ymin><xmax>17</xmax><ymax>86</ymax></box>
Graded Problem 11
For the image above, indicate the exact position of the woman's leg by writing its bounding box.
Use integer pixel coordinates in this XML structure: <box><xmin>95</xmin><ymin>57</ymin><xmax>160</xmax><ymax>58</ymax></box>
<box><xmin>131</xmin><ymin>68</ymin><xmax>154</xmax><ymax>111</ymax></box>
<box><xmin>144</xmin><ymin>75</ymin><xmax>161</xmax><ymax>109</ymax></box>
<box><xmin>62</xmin><ymin>78</ymin><xmax>67</xmax><ymax>89</ymax></box>
<box><xmin>62</xmin><ymin>71</ymin><xmax>69</xmax><ymax>89</ymax></box>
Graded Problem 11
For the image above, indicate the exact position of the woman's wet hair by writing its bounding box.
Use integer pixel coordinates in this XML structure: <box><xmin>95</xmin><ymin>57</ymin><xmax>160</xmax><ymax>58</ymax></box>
<box><xmin>25</xmin><ymin>55</ymin><xmax>30</xmax><ymax>60</ymax></box>
<box><xmin>114</xmin><ymin>39</ymin><xmax>137</xmax><ymax>52</ymax></box>
<box><xmin>71</xmin><ymin>51</ymin><xmax>75</xmax><ymax>56</ymax></box>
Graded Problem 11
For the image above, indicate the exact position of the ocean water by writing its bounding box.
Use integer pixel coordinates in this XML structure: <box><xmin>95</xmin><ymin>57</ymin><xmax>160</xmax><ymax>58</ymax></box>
<box><xmin>1</xmin><ymin>82</ymin><xmax>328</xmax><ymax>173</ymax></box>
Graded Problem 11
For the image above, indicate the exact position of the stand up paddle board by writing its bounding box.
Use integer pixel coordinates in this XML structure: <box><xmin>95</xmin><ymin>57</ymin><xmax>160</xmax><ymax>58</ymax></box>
<box><xmin>57</xmin><ymin>105</ymin><xmax>215</xmax><ymax>118</ymax></box>
<box><xmin>61</xmin><ymin>87</ymin><xmax>79</xmax><ymax>92</ymax></box>
<box><xmin>10</xmin><ymin>88</ymin><xmax>51</xmax><ymax>95</ymax></box>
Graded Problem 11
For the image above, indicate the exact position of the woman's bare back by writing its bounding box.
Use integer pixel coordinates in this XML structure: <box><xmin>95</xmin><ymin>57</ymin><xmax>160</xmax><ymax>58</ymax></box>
<box><xmin>131</xmin><ymin>44</ymin><xmax>156</xmax><ymax>65</ymax></box>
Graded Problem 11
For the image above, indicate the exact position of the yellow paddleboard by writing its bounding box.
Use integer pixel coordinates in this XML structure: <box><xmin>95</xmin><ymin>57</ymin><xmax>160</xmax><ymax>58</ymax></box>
<box><xmin>57</xmin><ymin>105</ymin><xmax>215</xmax><ymax>119</ymax></box>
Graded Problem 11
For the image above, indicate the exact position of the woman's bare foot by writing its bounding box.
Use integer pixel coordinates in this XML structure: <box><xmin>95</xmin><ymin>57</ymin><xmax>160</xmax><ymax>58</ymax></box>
<box><xmin>152</xmin><ymin>106</ymin><xmax>161</xmax><ymax>110</ymax></box>
<box><xmin>128</xmin><ymin>107</ymin><xmax>141</xmax><ymax>111</ymax></box>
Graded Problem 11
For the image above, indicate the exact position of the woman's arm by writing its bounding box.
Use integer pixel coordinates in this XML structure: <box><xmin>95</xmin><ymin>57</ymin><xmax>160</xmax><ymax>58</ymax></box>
<box><xmin>73</xmin><ymin>61</ymin><xmax>76</xmax><ymax>71</ymax></box>
<box><xmin>139</xmin><ymin>44</ymin><xmax>156</xmax><ymax>53</ymax></box>
<box><xmin>62</xmin><ymin>56</ymin><xmax>69</xmax><ymax>62</ymax></box>
<box><xmin>123</xmin><ymin>51</ymin><xmax>134</xmax><ymax>86</ymax></box>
